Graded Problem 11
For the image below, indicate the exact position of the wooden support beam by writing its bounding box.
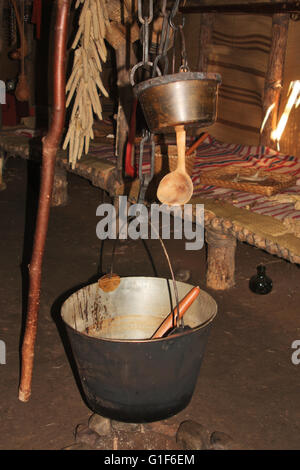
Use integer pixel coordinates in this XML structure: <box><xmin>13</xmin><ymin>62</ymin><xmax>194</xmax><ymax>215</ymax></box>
<box><xmin>205</xmin><ymin>228</ymin><xmax>236</xmax><ymax>290</ymax></box>
<box><xmin>260</xmin><ymin>13</ymin><xmax>289</xmax><ymax>148</ymax></box>
<box><xmin>180</xmin><ymin>2</ymin><xmax>300</xmax><ymax>15</ymax></box>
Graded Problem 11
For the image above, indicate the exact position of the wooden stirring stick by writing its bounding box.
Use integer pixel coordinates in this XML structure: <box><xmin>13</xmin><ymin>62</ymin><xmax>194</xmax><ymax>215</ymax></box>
<box><xmin>186</xmin><ymin>132</ymin><xmax>208</xmax><ymax>156</ymax></box>
<box><xmin>151</xmin><ymin>286</ymin><xmax>201</xmax><ymax>339</ymax></box>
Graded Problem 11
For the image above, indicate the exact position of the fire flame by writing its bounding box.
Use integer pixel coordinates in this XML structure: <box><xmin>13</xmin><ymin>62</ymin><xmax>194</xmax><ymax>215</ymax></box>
<box><xmin>271</xmin><ymin>80</ymin><xmax>300</xmax><ymax>144</ymax></box>
<box><xmin>260</xmin><ymin>103</ymin><xmax>275</xmax><ymax>134</ymax></box>
<box><xmin>260</xmin><ymin>80</ymin><xmax>300</xmax><ymax>150</ymax></box>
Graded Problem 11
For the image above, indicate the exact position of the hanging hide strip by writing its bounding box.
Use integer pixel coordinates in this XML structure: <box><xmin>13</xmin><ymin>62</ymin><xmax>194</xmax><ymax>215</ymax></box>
<box><xmin>31</xmin><ymin>0</ymin><xmax>42</xmax><ymax>39</ymax></box>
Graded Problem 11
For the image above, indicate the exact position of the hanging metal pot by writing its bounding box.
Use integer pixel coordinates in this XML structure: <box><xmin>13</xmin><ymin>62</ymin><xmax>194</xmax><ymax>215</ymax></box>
<box><xmin>133</xmin><ymin>71</ymin><xmax>221</xmax><ymax>134</ymax></box>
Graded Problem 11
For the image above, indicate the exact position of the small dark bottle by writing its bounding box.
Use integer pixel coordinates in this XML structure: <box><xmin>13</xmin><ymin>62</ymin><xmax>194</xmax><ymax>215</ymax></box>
<box><xmin>249</xmin><ymin>265</ymin><xmax>272</xmax><ymax>295</ymax></box>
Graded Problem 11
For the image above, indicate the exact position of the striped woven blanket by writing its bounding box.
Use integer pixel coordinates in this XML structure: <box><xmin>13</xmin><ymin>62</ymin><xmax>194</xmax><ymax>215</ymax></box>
<box><xmin>134</xmin><ymin>133</ymin><xmax>300</xmax><ymax>226</ymax></box>
<box><xmin>191</xmin><ymin>134</ymin><xmax>300</xmax><ymax>223</ymax></box>
<box><xmin>87</xmin><ymin>133</ymin><xmax>300</xmax><ymax>227</ymax></box>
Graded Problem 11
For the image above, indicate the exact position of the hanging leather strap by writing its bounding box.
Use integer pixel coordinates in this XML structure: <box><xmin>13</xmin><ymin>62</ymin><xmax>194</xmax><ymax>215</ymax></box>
<box><xmin>31</xmin><ymin>0</ymin><xmax>42</xmax><ymax>39</ymax></box>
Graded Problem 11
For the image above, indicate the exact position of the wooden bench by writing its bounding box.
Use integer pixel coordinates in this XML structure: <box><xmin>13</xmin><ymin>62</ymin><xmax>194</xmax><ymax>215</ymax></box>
<box><xmin>1</xmin><ymin>133</ymin><xmax>300</xmax><ymax>291</ymax></box>
<box><xmin>0</xmin><ymin>133</ymin><xmax>124</xmax><ymax>205</ymax></box>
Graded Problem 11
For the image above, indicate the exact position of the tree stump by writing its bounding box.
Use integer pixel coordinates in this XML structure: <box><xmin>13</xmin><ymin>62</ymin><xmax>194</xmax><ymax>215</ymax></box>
<box><xmin>51</xmin><ymin>164</ymin><xmax>68</xmax><ymax>207</ymax></box>
<box><xmin>206</xmin><ymin>228</ymin><xmax>236</xmax><ymax>290</ymax></box>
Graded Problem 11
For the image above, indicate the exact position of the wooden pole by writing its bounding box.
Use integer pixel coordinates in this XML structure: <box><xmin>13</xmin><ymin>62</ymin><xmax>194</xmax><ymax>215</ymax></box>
<box><xmin>260</xmin><ymin>13</ymin><xmax>289</xmax><ymax>148</ymax></box>
<box><xmin>10</xmin><ymin>0</ymin><xmax>28</xmax><ymax>57</ymax></box>
<box><xmin>19</xmin><ymin>0</ymin><xmax>70</xmax><ymax>402</ymax></box>
<box><xmin>206</xmin><ymin>228</ymin><xmax>236</xmax><ymax>290</ymax></box>
<box><xmin>115</xmin><ymin>40</ymin><xmax>136</xmax><ymax>173</ymax></box>
<box><xmin>0</xmin><ymin>153</ymin><xmax>6</xmax><ymax>191</ymax></box>
<box><xmin>51</xmin><ymin>165</ymin><xmax>68</xmax><ymax>207</ymax></box>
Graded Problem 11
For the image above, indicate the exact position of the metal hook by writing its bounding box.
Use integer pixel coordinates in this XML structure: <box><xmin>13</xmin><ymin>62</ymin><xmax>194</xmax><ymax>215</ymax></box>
<box><xmin>178</xmin><ymin>23</ymin><xmax>189</xmax><ymax>71</ymax></box>
<box><xmin>130</xmin><ymin>61</ymin><xmax>162</xmax><ymax>87</ymax></box>
<box><xmin>169</xmin><ymin>0</ymin><xmax>183</xmax><ymax>30</ymax></box>
<box><xmin>170</xmin><ymin>14</ymin><xmax>185</xmax><ymax>31</ymax></box>
<box><xmin>138</xmin><ymin>0</ymin><xmax>153</xmax><ymax>25</ymax></box>
<box><xmin>152</xmin><ymin>54</ymin><xmax>169</xmax><ymax>77</ymax></box>
<box><xmin>161</xmin><ymin>0</ymin><xmax>167</xmax><ymax>16</ymax></box>
<box><xmin>138</xmin><ymin>131</ymin><xmax>155</xmax><ymax>182</ymax></box>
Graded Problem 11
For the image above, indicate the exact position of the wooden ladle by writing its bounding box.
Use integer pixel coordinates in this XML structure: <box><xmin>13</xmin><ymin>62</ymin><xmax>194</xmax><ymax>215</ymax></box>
<box><xmin>157</xmin><ymin>125</ymin><xmax>193</xmax><ymax>206</ymax></box>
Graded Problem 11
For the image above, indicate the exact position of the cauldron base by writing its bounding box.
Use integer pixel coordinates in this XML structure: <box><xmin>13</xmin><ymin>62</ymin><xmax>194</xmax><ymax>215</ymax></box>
<box><xmin>61</xmin><ymin>278</ymin><xmax>217</xmax><ymax>424</ymax></box>
<box><xmin>84</xmin><ymin>390</ymin><xmax>192</xmax><ymax>423</ymax></box>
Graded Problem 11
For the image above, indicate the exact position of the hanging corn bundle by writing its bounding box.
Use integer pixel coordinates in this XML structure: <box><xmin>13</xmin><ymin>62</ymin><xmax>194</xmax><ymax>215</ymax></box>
<box><xmin>63</xmin><ymin>0</ymin><xmax>110</xmax><ymax>168</ymax></box>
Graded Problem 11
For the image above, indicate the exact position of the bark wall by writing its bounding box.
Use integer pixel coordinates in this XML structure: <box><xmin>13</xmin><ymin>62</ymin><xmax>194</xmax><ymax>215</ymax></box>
<box><xmin>182</xmin><ymin>7</ymin><xmax>300</xmax><ymax>156</ymax></box>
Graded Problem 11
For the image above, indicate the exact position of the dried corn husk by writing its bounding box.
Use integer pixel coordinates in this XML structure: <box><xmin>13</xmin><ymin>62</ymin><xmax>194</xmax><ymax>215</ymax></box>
<box><xmin>105</xmin><ymin>0</ymin><xmax>131</xmax><ymax>24</ymax></box>
<box><xmin>64</xmin><ymin>0</ymin><xmax>109</xmax><ymax>168</ymax></box>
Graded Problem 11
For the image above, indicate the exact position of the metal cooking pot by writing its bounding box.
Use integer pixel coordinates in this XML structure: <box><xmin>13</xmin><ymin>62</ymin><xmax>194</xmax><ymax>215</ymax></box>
<box><xmin>61</xmin><ymin>277</ymin><xmax>217</xmax><ymax>422</ymax></box>
<box><xmin>133</xmin><ymin>71</ymin><xmax>221</xmax><ymax>134</ymax></box>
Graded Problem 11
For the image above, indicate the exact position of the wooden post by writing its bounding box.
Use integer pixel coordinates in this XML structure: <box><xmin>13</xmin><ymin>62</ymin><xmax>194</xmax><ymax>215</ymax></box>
<box><xmin>0</xmin><ymin>153</ymin><xmax>6</xmax><ymax>191</ymax></box>
<box><xmin>19</xmin><ymin>0</ymin><xmax>70</xmax><ymax>402</ymax></box>
<box><xmin>115</xmin><ymin>40</ymin><xmax>136</xmax><ymax>173</ymax></box>
<box><xmin>105</xmin><ymin>0</ymin><xmax>138</xmax><ymax>174</ymax></box>
<box><xmin>198</xmin><ymin>13</ymin><xmax>214</xmax><ymax>72</ymax></box>
<box><xmin>113</xmin><ymin>194</ymin><xmax>121</xmax><ymax>235</ymax></box>
<box><xmin>260</xmin><ymin>13</ymin><xmax>289</xmax><ymax>148</ymax></box>
<box><xmin>51</xmin><ymin>164</ymin><xmax>68</xmax><ymax>207</ymax></box>
<box><xmin>206</xmin><ymin>228</ymin><xmax>236</xmax><ymax>290</ymax></box>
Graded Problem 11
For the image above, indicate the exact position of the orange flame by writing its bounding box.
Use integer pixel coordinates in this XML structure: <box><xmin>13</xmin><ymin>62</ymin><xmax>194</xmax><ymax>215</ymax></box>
<box><xmin>271</xmin><ymin>80</ymin><xmax>300</xmax><ymax>144</ymax></box>
<box><xmin>260</xmin><ymin>103</ymin><xmax>275</xmax><ymax>134</ymax></box>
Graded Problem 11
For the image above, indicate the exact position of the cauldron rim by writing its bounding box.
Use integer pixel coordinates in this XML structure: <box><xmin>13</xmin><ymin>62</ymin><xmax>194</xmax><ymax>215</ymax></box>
<box><xmin>133</xmin><ymin>71</ymin><xmax>222</xmax><ymax>97</ymax></box>
<box><xmin>61</xmin><ymin>276</ymin><xmax>217</xmax><ymax>344</ymax></box>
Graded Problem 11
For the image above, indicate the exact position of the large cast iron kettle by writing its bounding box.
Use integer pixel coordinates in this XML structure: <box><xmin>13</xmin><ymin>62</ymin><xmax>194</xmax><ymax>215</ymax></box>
<box><xmin>61</xmin><ymin>277</ymin><xmax>217</xmax><ymax>422</ymax></box>
<box><xmin>133</xmin><ymin>71</ymin><xmax>221</xmax><ymax>134</ymax></box>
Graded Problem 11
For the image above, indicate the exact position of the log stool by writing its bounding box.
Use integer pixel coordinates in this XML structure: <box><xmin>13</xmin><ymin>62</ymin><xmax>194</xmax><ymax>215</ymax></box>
<box><xmin>205</xmin><ymin>228</ymin><xmax>237</xmax><ymax>290</ymax></box>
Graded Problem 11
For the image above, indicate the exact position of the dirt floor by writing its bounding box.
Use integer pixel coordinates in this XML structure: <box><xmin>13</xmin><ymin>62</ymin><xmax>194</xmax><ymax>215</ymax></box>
<box><xmin>0</xmin><ymin>157</ymin><xmax>300</xmax><ymax>450</ymax></box>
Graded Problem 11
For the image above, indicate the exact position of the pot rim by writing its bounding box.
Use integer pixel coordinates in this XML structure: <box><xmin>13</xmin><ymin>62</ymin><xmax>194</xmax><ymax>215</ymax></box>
<box><xmin>133</xmin><ymin>71</ymin><xmax>222</xmax><ymax>97</ymax></box>
<box><xmin>61</xmin><ymin>276</ymin><xmax>218</xmax><ymax>344</ymax></box>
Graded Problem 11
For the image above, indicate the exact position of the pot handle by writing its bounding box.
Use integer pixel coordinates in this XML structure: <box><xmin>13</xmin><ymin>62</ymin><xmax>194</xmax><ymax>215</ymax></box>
<box><xmin>109</xmin><ymin>217</ymin><xmax>181</xmax><ymax>328</ymax></box>
<box><xmin>130</xmin><ymin>61</ymin><xmax>162</xmax><ymax>87</ymax></box>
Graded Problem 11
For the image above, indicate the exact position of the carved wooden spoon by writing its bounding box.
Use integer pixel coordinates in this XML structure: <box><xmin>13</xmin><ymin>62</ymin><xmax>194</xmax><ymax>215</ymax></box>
<box><xmin>157</xmin><ymin>125</ymin><xmax>193</xmax><ymax>206</ymax></box>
